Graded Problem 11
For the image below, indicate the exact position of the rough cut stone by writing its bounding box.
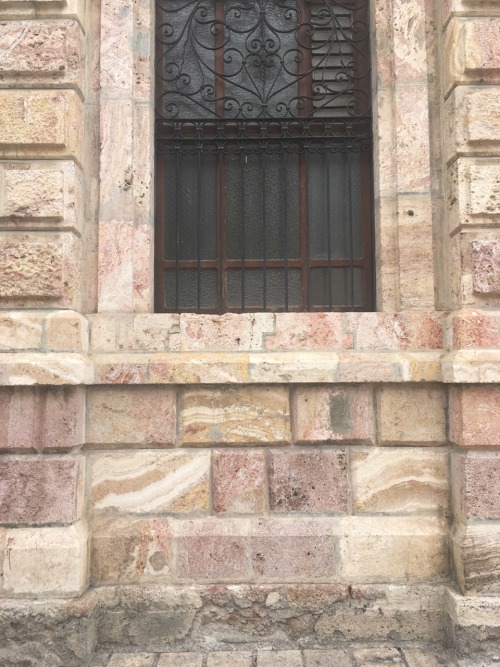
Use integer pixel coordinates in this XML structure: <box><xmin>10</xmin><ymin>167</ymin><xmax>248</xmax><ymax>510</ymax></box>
<box><xmin>351</xmin><ymin>448</ymin><xmax>449</xmax><ymax>514</ymax></box>
<box><xmin>472</xmin><ymin>240</ymin><xmax>500</xmax><ymax>294</ymax></box>
<box><xmin>0</xmin><ymin>90</ymin><xmax>83</xmax><ymax>160</ymax></box>
<box><xmin>157</xmin><ymin>654</ymin><xmax>203</xmax><ymax>667</ymax></box>
<box><xmin>0</xmin><ymin>234</ymin><xmax>63</xmax><ymax>298</ymax></box>
<box><xmin>90</xmin><ymin>450</ymin><xmax>210</xmax><ymax>514</ymax></box>
<box><xmin>179</xmin><ymin>386</ymin><xmax>290</xmax><ymax>445</ymax></box>
<box><xmin>257</xmin><ymin>651</ymin><xmax>302</xmax><ymax>667</ymax></box>
<box><xmin>0</xmin><ymin>456</ymin><xmax>83</xmax><ymax>525</ymax></box>
<box><xmin>377</xmin><ymin>386</ymin><xmax>447</xmax><ymax>445</ymax></box>
<box><xmin>107</xmin><ymin>655</ymin><xmax>156</xmax><ymax>667</ymax></box>
<box><xmin>206</xmin><ymin>652</ymin><xmax>253</xmax><ymax>667</ymax></box>
<box><xmin>352</xmin><ymin>646</ymin><xmax>404</xmax><ymax>665</ymax></box>
<box><xmin>293</xmin><ymin>386</ymin><xmax>374</xmax><ymax>444</ymax></box>
<box><xmin>303</xmin><ymin>649</ymin><xmax>352</xmax><ymax>667</ymax></box>
<box><xmin>91</xmin><ymin>517</ymin><xmax>173</xmax><ymax>585</ymax></box>
<box><xmin>450</xmin><ymin>385</ymin><xmax>500</xmax><ymax>448</ymax></box>
<box><xmin>86</xmin><ymin>386</ymin><xmax>176</xmax><ymax>446</ymax></box>
<box><xmin>213</xmin><ymin>449</ymin><xmax>266</xmax><ymax>514</ymax></box>
<box><xmin>452</xmin><ymin>452</ymin><xmax>500</xmax><ymax>520</ymax></box>
<box><xmin>269</xmin><ymin>449</ymin><xmax>349</xmax><ymax>513</ymax></box>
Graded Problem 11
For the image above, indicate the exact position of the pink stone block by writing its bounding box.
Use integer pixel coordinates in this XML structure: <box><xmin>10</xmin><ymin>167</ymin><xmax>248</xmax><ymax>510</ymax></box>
<box><xmin>269</xmin><ymin>450</ymin><xmax>348</xmax><ymax>513</ymax></box>
<box><xmin>472</xmin><ymin>240</ymin><xmax>500</xmax><ymax>294</ymax></box>
<box><xmin>451</xmin><ymin>385</ymin><xmax>500</xmax><ymax>449</ymax></box>
<box><xmin>349</xmin><ymin>313</ymin><xmax>443</xmax><ymax>350</ymax></box>
<box><xmin>176</xmin><ymin>521</ymin><xmax>249</xmax><ymax>582</ymax></box>
<box><xmin>451</xmin><ymin>309</ymin><xmax>499</xmax><ymax>348</ymax></box>
<box><xmin>98</xmin><ymin>221</ymin><xmax>134</xmax><ymax>312</ymax></box>
<box><xmin>293</xmin><ymin>386</ymin><xmax>374</xmax><ymax>444</ymax></box>
<box><xmin>0</xmin><ymin>387</ymin><xmax>84</xmax><ymax>452</ymax></box>
<box><xmin>213</xmin><ymin>450</ymin><xmax>266</xmax><ymax>514</ymax></box>
<box><xmin>180</xmin><ymin>313</ymin><xmax>274</xmax><ymax>352</ymax></box>
<box><xmin>453</xmin><ymin>453</ymin><xmax>500</xmax><ymax>520</ymax></box>
<box><xmin>250</xmin><ymin>519</ymin><xmax>335</xmax><ymax>581</ymax></box>
<box><xmin>267</xmin><ymin>313</ymin><xmax>353</xmax><ymax>351</ymax></box>
<box><xmin>395</xmin><ymin>86</ymin><xmax>431</xmax><ymax>193</ymax></box>
<box><xmin>0</xmin><ymin>457</ymin><xmax>82</xmax><ymax>525</ymax></box>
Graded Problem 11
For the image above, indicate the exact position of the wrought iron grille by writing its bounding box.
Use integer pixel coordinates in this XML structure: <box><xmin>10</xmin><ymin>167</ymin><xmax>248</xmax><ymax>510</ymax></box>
<box><xmin>155</xmin><ymin>0</ymin><xmax>373</xmax><ymax>313</ymax></box>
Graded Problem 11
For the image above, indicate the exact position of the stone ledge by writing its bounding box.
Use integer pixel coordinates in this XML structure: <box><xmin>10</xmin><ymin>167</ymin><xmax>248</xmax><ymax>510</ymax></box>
<box><xmin>0</xmin><ymin>1</ymin><xmax>85</xmax><ymax>26</ymax></box>
<box><xmin>441</xmin><ymin>349</ymin><xmax>500</xmax><ymax>382</ymax></box>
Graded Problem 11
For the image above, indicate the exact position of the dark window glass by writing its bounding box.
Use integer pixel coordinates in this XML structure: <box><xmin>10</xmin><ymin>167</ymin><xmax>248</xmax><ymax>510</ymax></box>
<box><xmin>155</xmin><ymin>0</ymin><xmax>373</xmax><ymax>313</ymax></box>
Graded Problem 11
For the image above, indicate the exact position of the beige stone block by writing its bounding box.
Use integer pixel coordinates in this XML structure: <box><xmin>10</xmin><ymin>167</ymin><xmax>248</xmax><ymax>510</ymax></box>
<box><xmin>100</xmin><ymin>0</ymin><xmax>134</xmax><ymax>98</ymax></box>
<box><xmin>0</xmin><ymin>0</ymin><xmax>85</xmax><ymax>23</ymax></box>
<box><xmin>0</xmin><ymin>311</ymin><xmax>44</xmax><ymax>351</ymax></box>
<box><xmin>445</xmin><ymin>87</ymin><xmax>500</xmax><ymax>162</ymax></box>
<box><xmin>0</xmin><ymin>232</ymin><xmax>80</xmax><ymax>308</ymax></box>
<box><xmin>377</xmin><ymin>386</ymin><xmax>447</xmax><ymax>445</ymax></box>
<box><xmin>392</xmin><ymin>0</ymin><xmax>428</xmax><ymax>83</ymax></box>
<box><xmin>89</xmin><ymin>314</ymin><xmax>180</xmax><ymax>352</ymax></box>
<box><xmin>157</xmin><ymin>655</ymin><xmax>203</xmax><ymax>667</ymax></box>
<box><xmin>443</xmin><ymin>0</ymin><xmax>500</xmax><ymax>25</ymax></box>
<box><xmin>293</xmin><ymin>386</ymin><xmax>374</xmax><ymax>444</ymax></box>
<box><xmin>303</xmin><ymin>649</ymin><xmax>352</xmax><ymax>667</ymax></box>
<box><xmin>107</xmin><ymin>656</ymin><xmax>156</xmax><ymax>667</ymax></box>
<box><xmin>179</xmin><ymin>386</ymin><xmax>290</xmax><ymax>445</ymax></box>
<box><xmin>87</xmin><ymin>386</ymin><xmax>176</xmax><ymax>447</ymax></box>
<box><xmin>0</xmin><ymin>351</ymin><xmax>91</xmax><ymax>385</ymax></box>
<box><xmin>352</xmin><ymin>647</ymin><xmax>404</xmax><ymax>665</ymax></box>
<box><xmin>0</xmin><ymin>90</ymin><xmax>83</xmax><ymax>162</ymax></box>
<box><xmin>447</xmin><ymin>159</ymin><xmax>500</xmax><ymax>234</ymax></box>
<box><xmin>395</xmin><ymin>86</ymin><xmax>431</xmax><ymax>193</ymax></box>
<box><xmin>351</xmin><ymin>448</ymin><xmax>449</xmax><ymax>514</ymax></box>
<box><xmin>0</xmin><ymin>161</ymin><xmax>83</xmax><ymax>231</ymax></box>
<box><xmin>258</xmin><ymin>652</ymin><xmax>302</xmax><ymax>667</ymax></box>
<box><xmin>44</xmin><ymin>311</ymin><xmax>88</xmax><ymax>352</ymax></box>
<box><xmin>338</xmin><ymin>517</ymin><xmax>448</xmax><ymax>583</ymax></box>
<box><xmin>98</xmin><ymin>221</ymin><xmax>134</xmax><ymax>312</ymax></box>
<box><xmin>207</xmin><ymin>652</ymin><xmax>253</xmax><ymax>667</ymax></box>
<box><xmin>0</xmin><ymin>20</ymin><xmax>84</xmax><ymax>89</ymax></box>
<box><xmin>3</xmin><ymin>522</ymin><xmax>88</xmax><ymax>596</ymax></box>
<box><xmin>91</xmin><ymin>517</ymin><xmax>173</xmax><ymax>585</ymax></box>
<box><xmin>90</xmin><ymin>450</ymin><xmax>210</xmax><ymax>514</ymax></box>
<box><xmin>452</xmin><ymin>523</ymin><xmax>500</xmax><ymax>595</ymax></box>
<box><xmin>180</xmin><ymin>313</ymin><xmax>275</xmax><ymax>352</ymax></box>
<box><xmin>444</xmin><ymin>18</ymin><xmax>500</xmax><ymax>94</ymax></box>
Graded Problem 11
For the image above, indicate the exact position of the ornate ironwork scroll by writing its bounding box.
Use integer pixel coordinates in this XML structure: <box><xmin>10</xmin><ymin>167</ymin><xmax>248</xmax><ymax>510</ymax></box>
<box><xmin>155</xmin><ymin>0</ymin><xmax>371</xmax><ymax>120</ymax></box>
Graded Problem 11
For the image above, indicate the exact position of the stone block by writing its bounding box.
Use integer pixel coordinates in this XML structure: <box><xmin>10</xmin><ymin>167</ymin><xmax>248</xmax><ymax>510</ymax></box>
<box><xmin>0</xmin><ymin>386</ymin><xmax>85</xmax><ymax>452</ymax></box>
<box><xmin>401</xmin><ymin>649</ymin><xmax>457</xmax><ymax>667</ymax></box>
<box><xmin>157</xmin><ymin>655</ymin><xmax>203</xmax><ymax>667</ymax></box>
<box><xmin>213</xmin><ymin>449</ymin><xmax>266</xmax><ymax>514</ymax></box>
<box><xmin>377</xmin><ymin>386</ymin><xmax>447</xmax><ymax>445</ymax></box>
<box><xmin>89</xmin><ymin>314</ymin><xmax>180</xmax><ymax>352</ymax></box>
<box><xmin>107</xmin><ymin>656</ymin><xmax>156</xmax><ymax>667</ymax></box>
<box><xmin>450</xmin><ymin>385</ymin><xmax>500</xmax><ymax>448</ymax></box>
<box><xmin>0</xmin><ymin>232</ymin><xmax>80</xmax><ymax>308</ymax></box>
<box><xmin>451</xmin><ymin>308</ymin><xmax>499</xmax><ymax>348</ymax></box>
<box><xmin>446</xmin><ymin>159</ymin><xmax>500</xmax><ymax>234</ymax></box>
<box><xmin>179</xmin><ymin>386</ymin><xmax>290</xmax><ymax>446</ymax></box>
<box><xmin>44</xmin><ymin>311</ymin><xmax>89</xmax><ymax>352</ymax></box>
<box><xmin>442</xmin><ymin>0</ymin><xmax>500</xmax><ymax>25</ymax></box>
<box><xmin>293</xmin><ymin>386</ymin><xmax>374</xmax><ymax>444</ymax></box>
<box><xmin>0</xmin><ymin>161</ymin><xmax>83</xmax><ymax>233</ymax></box>
<box><xmin>2</xmin><ymin>522</ymin><xmax>88</xmax><ymax>596</ymax></box>
<box><xmin>395</xmin><ymin>86</ymin><xmax>431</xmax><ymax>193</ymax></box>
<box><xmin>175</xmin><ymin>518</ymin><xmax>250</xmax><ymax>582</ymax></box>
<box><xmin>0</xmin><ymin>456</ymin><xmax>83</xmax><ymax>525</ymax></box>
<box><xmin>452</xmin><ymin>523</ymin><xmax>500</xmax><ymax>595</ymax></box>
<box><xmin>348</xmin><ymin>313</ymin><xmax>443</xmax><ymax>350</ymax></box>
<box><xmin>86</xmin><ymin>387</ymin><xmax>176</xmax><ymax>447</ymax></box>
<box><xmin>303</xmin><ymin>649</ymin><xmax>352</xmax><ymax>667</ymax></box>
<box><xmin>445</xmin><ymin>87</ymin><xmax>500</xmax><ymax>162</ymax></box>
<box><xmin>472</xmin><ymin>240</ymin><xmax>500</xmax><ymax>294</ymax></box>
<box><xmin>269</xmin><ymin>449</ymin><xmax>349</xmax><ymax>514</ymax></box>
<box><xmin>0</xmin><ymin>311</ymin><xmax>44</xmax><ymax>350</ymax></box>
<box><xmin>338</xmin><ymin>517</ymin><xmax>448</xmax><ymax>583</ymax></box>
<box><xmin>180</xmin><ymin>313</ymin><xmax>274</xmax><ymax>351</ymax></box>
<box><xmin>351</xmin><ymin>448</ymin><xmax>449</xmax><ymax>514</ymax></box>
<box><xmin>0</xmin><ymin>20</ymin><xmax>84</xmax><ymax>89</ymax></box>
<box><xmin>207</xmin><ymin>652</ymin><xmax>253</xmax><ymax>667</ymax></box>
<box><xmin>90</xmin><ymin>450</ymin><xmax>210</xmax><ymax>514</ymax></box>
<box><xmin>91</xmin><ymin>517</ymin><xmax>173</xmax><ymax>585</ymax></box>
<box><xmin>352</xmin><ymin>647</ymin><xmax>404</xmax><ymax>665</ymax></box>
<box><xmin>250</xmin><ymin>518</ymin><xmax>335</xmax><ymax>581</ymax></box>
<box><xmin>444</xmin><ymin>18</ymin><xmax>500</xmax><ymax>94</ymax></box>
<box><xmin>267</xmin><ymin>313</ymin><xmax>353</xmax><ymax>350</ymax></box>
<box><xmin>257</xmin><ymin>652</ymin><xmax>302</xmax><ymax>667</ymax></box>
<box><xmin>0</xmin><ymin>0</ymin><xmax>85</xmax><ymax>23</ymax></box>
<box><xmin>452</xmin><ymin>452</ymin><xmax>500</xmax><ymax>520</ymax></box>
<box><xmin>94</xmin><ymin>354</ymin><xmax>149</xmax><ymax>384</ymax></box>
<box><xmin>0</xmin><ymin>90</ymin><xmax>83</xmax><ymax>161</ymax></box>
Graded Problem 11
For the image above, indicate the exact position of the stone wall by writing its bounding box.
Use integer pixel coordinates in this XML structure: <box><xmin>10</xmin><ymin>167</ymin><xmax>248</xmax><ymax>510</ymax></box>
<box><xmin>0</xmin><ymin>0</ymin><xmax>499</xmax><ymax>665</ymax></box>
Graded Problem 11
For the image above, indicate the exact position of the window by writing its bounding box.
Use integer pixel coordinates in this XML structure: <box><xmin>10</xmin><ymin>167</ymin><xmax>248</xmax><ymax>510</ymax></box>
<box><xmin>155</xmin><ymin>0</ymin><xmax>373</xmax><ymax>313</ymax></box>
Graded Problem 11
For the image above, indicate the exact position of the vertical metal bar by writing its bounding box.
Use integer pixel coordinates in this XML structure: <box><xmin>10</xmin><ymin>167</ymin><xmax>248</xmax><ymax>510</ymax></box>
<box><xmin>326</xmin><ymin>149</ymin><xmax>332</xmax><ymax>310</ymax></box>
<box><xmin>197</xmin><ymin>148</ymin><xmax>201</xmax><ymax>313</ymax></box>
<box><xmin>241</xmin><ymin>149</ymin><xmax>246</xmax><ymax>311</ymax></box>
<box><xmin>282</xmin><ymin>149</ymin><xmax>289</xmax><ymax>311</ymax></box>
<box><xmin>348</xmin><ymin>146</ymin><xmax>354</xmax><ymax>310</ymax></box>
<box><xmin>175</xmin><ymin>149</ymin><xmax>180</xmax><ymax>311</ymax></box>
<box><xmin>262</xmin><ymin>149</ymin><xmax>267</xmax><ymax>310</ymax></box>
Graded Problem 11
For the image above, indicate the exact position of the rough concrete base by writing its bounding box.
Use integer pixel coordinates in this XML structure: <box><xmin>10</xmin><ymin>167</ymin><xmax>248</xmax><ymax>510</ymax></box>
<box><xmin>0</xmin><ymin>585</ymin><xmax>499</xmax><ymax>665</ymax></box>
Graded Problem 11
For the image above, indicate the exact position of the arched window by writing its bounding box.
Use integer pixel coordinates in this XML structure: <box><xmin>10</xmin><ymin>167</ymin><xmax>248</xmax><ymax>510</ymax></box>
<box><xmin>155</xmin><ymin>0</ymin><xmax>373</xmax><ymax>313</ymax></box>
